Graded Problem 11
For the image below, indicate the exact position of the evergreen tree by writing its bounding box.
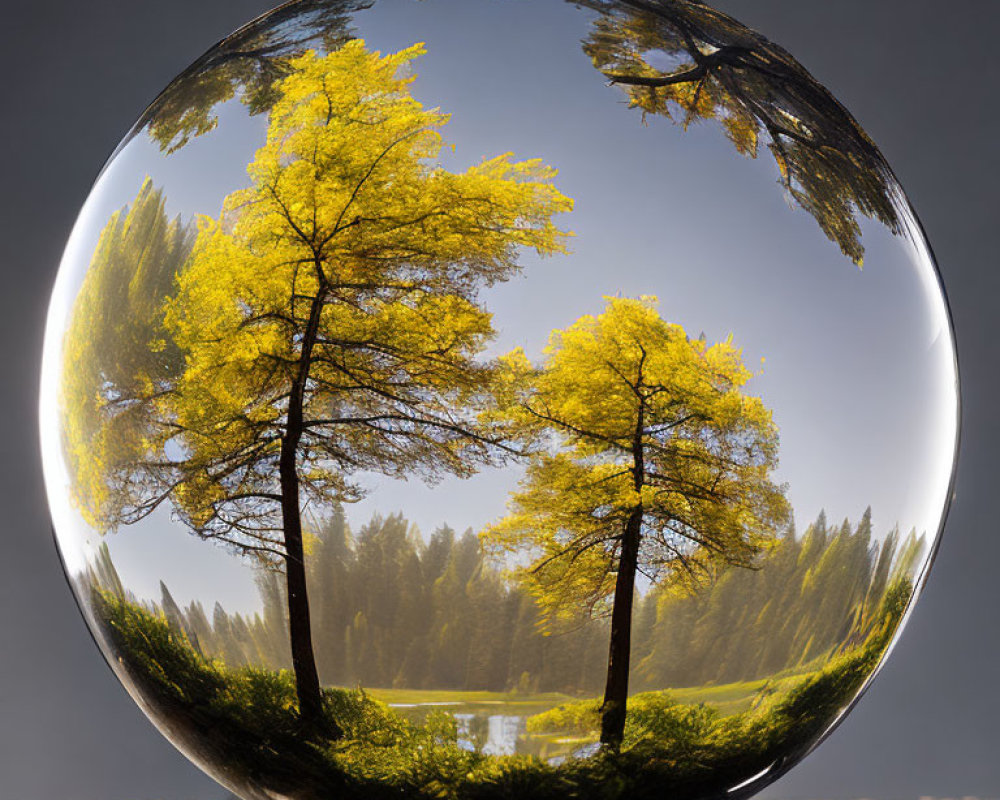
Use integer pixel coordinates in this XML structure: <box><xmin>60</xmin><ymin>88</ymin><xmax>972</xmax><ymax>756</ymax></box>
<box><xmin>212</xmin><ymin>602</ymin><xmax>244</xmax><ymax>668</ymax></box>
<box><xmin>308</xmin><ymin>506</ymin><xmax>353</xmax><ymax>684</ymax></box>
<box><xmin>160</xmin><ymin>581</ymin><xmax>201</xmax><ymax>655</ymax></box>
<box><xmin>184</xmin><ymin>601</ymin><xmax>215</xmax><ymax>657</ymax></box>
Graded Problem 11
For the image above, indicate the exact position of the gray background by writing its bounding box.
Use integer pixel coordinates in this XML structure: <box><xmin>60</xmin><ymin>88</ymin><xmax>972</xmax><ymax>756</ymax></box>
<box><xmin>1</xmin><ymin>1</ymin><xmax>996</xmax><ymax>798</ymax></box>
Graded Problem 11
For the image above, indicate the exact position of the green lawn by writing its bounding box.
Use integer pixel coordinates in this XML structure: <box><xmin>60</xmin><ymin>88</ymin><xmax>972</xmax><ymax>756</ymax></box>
<box><xmin>366</xmin><ymin>676</ymin><xmax>813</xmax><ymax>719</ymax></box>
<box><xmin>668</xmin><ymin>672</ymin><xmax>808</xmax><ymax>716</ymax></box>
<box><xmin>90</xmin><ymin>581</ymin><xmax>910</xmax><ymax>800</ymax></box>
<box><xmin>367</xmin><ymin>687</ymin><xmax>575</xmax><ymax>709</ymax></box>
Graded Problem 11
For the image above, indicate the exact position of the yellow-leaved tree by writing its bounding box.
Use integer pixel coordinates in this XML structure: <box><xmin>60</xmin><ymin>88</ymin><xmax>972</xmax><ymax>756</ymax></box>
<box><xmin>64</xmin><ymin>40</ymin><xmax>572</xmax><ymax>731</ymax></box>
<box><xmin>62</xmin><ymin>178</ymin><xmax>195</xmax><ymax>533</ymax></box>
<box><xmin>482</xmin><ymin>296</ymin><xmax>788</xmax><ymax>749</ymax></box>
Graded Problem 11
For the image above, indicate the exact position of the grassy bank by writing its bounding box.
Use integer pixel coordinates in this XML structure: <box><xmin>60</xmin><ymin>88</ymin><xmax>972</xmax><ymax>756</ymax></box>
<box><xmin>367</xmin><ymin>673</ymin><xmax>814</xmax><ymax>720</ymax></box>
<box><xmin>367</xmin><ymin>688</ymin><xmax>574</xmax><ymax>708</ymax></box>
<box><xmin>89</xmin><ymin>577</ymin><xmax>910</xmax><ymax>800</ymax></box>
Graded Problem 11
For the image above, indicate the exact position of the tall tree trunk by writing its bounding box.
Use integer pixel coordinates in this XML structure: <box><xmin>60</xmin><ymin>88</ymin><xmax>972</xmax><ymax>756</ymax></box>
<box><xmin>279</xmin><ymin>438</ymin><xmax>328</xmax><ymax>734</ymax></box>
<box><xmin>600</xmin><ymin>505</ymin><xmax>642</xmax><ymax>749</ymax></box>
<box><xmin>601</xmin><ymin>392</ymin><xmax>646</xmax><ymax>749</ymax></box>
<box><xmin>278</xmin><ymin>283</ymin><xmax>336</xmax><ymax>736</ymax></box>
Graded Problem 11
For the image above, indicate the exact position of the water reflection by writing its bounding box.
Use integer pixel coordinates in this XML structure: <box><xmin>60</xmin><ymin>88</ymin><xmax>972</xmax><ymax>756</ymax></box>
<box><xmin>454</xmin><ymin>713</ymin><xmax>525</xmax><ymax>757</ymax></box>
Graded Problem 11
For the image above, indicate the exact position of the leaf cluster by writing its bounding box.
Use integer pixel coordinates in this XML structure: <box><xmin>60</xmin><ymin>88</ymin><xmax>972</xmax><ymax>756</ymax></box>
<box><xmin>483</xmin><ymin>296</ymin><xmax>789</xmax><ymax>628</ymax></box>
<box><xmin>61</xmin><ymin>179</ymin><xmax>196</xmax><ymax>530</ymax></box>
<box><xmin>141</xmin><ymin>0</ymin><xmax>372</xmax><ymax>153</ymax></box>
<box><xmin>577</xmin><ymin>0</ymin><xmax>905</xmax><ymax>265</ymax></box>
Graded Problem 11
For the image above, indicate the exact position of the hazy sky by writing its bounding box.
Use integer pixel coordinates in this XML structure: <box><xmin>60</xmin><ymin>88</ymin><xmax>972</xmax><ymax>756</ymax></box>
<box><xmin>41</xmin><ymin>0</ymin><xmax>957</xmax><ymax>615</ymax></box>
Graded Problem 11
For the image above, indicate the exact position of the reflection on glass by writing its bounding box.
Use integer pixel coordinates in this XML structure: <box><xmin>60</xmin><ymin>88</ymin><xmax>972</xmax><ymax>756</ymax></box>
<box><xmin>577</xmin><ymin>0</ymin><xmax>905</xmax><ymax>265</ymax></box>
<box><xmin>139</xmin><ymin>0</ymin><xmax>372</xmax><ymax>153</ymax></box>
<box><xmin>40</xmin><ymin>2</ymin><xmax>958</xmax><ymax>800</ymax></box>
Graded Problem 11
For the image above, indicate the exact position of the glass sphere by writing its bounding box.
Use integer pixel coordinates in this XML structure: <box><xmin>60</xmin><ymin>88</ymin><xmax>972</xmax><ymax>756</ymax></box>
<box><xmin>40</xmin><ymin>2</ymin><xmax>958</xmax><ymax>799</ymax></box>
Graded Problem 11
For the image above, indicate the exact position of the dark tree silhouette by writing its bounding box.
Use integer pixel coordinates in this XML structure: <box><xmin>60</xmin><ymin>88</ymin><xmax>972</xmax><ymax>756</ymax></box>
<box><xmin>576</xmin><ymin>0</ymin><xmax>906</xmax><ymax>265</ymax></box>
<box><xmin>138</xmin><ymin>0</ymin><xmax>371</xmax><ymax>153</ymax></box>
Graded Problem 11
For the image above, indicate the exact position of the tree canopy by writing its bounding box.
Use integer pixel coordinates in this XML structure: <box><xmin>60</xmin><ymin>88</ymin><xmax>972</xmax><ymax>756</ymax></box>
<box><xmin>138</xmin><ymin>0</ymin><xmax>902</xmax><ymax>265</ymax></box>
<box><xmin>158</xmin><ymin>40</ymin><xmax>572</xmax><ymax>556</ymax></box>
<box><xmin>61</xmin><ymin>178</ymin><xmax>195</xmax><ymax>531</ymax></box>
<box><xmin>484</xmin><ymin>296</ymin><xmax>788</xmax><ymax>615</ymax></box>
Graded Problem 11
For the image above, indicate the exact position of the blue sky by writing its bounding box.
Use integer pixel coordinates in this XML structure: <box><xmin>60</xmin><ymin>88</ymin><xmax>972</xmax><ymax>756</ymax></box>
<box><xmin>41</xmin><ymin>0</ymin><xmax>957</xmax><ymax>614</ymax></box>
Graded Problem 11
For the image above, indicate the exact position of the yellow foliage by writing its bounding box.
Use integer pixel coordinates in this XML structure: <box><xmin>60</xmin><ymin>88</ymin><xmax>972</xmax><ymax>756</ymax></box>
<box><xmin>63</xmin><ymin>39</ymin><xmax>572</xmax><ymax>557</ymax></box>
<box><xmin>481</xmin><ymin>296</ymin><xmax>789</xmax><ymax>629</ymax></box>
<box><xmin>60</xmin><ymin>178</ymin><xmax>195</xmax><ymax>530</ymax></box>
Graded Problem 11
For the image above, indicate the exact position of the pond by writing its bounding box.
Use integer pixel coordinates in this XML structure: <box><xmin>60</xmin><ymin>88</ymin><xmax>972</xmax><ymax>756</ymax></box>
<box><xmin>386</xmin><ymin>700</ymin><xmax>598</xmax><ymax>761</ymax></box>
<box><xmin>455</xmin><ymin>712</ymin><xmax>526</xmax><ymax>756</ymax></box>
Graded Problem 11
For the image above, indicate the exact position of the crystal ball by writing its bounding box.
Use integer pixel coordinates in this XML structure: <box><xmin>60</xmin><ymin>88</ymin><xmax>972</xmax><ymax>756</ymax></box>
<box><xmin>40</xmin><ymin>1</ymin><xmax>958</xmax><ymax>799</ymax></box>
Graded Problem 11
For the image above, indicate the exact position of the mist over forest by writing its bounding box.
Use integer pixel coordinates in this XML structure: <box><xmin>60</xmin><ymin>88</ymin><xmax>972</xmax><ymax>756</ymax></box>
<box><xmin>87</xmin><ymin>504</ymin><xmax>923</xmax><ymax>696</ymax></box>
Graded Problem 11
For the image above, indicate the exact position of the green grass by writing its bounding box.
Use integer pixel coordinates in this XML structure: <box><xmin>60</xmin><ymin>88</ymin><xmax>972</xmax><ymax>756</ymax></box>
<box><xmin>367</xmin><ymin>688</ymin><xmax>574</xmax><ymax>708</ymax></box>
<box><xmin>667</xmin><ymin>671</ymin><xmax>812</xmax><ymax>716</ymax></box>
<box><xmin>365</xmin><ymin>674</ymin><xmax>818</xmax><ymax>720</ymax></box>
<box><xmin>87</xmin><ymin>578</ymin><xmax>912</xmax><ymax>800</ymax></box>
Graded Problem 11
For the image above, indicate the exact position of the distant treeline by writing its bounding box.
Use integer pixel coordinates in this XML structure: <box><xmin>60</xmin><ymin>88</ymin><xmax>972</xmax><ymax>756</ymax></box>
<box><xmin>87</xmin><ymin>506</ymin><xmax>923</xmax><ymax>696</ymax></box>
<box><xmin>633</xmin><ymin>509</ymin><xmax>924</xmax><ymax>689</ymax></box>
